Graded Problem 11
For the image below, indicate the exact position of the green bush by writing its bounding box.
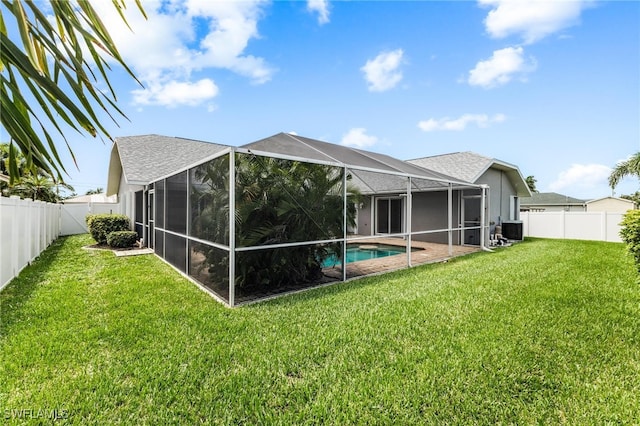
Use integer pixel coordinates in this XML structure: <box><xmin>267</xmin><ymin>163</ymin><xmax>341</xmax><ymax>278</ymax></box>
<box><xmin>620</xmin><ymin>209</ymin><xmax>640</xmax><ymax>273</ymax></box>
<box><xmin>106</xmin><ymin>231</ymin><xmax>138</xmax><ymax>248</ymax></box>
<box><xmin>86</xmin><ymin>214</ymin><xmax>130</xmax><ymax>245</ymax></box>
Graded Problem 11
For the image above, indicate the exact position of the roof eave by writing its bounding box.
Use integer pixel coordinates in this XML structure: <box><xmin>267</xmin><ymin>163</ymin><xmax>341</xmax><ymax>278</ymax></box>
<box><xmin>105</xmin><ymin>143</ymin><xmax>122</xmax><ymax>196</ymax></box>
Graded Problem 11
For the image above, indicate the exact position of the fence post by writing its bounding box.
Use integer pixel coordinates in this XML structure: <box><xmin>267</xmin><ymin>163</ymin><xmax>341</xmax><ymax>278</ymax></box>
<box><xmin>10</xmin><ymin>196</ymin><xmax>20</xmax><ymax>281</ymax></box>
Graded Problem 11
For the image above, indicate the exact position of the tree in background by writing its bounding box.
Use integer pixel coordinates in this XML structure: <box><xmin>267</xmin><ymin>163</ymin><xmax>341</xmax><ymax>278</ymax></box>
<box><xmin>8</xmin><ymin>172</ymin><xmax>74</xmax><ymax>203</ymax></box>
<box><xmin>1</xmin><ymin>142</ymin><xmax>73</xmax><ymax>201</ymax></box>
<box><xmin>525</xmin><ymin>175</ymin><xmax>538</xmax><ymax>193</ymax></box>
<box><xmin>620</xmin><ymin>191</ymin><xmax>640</xmax><ymax>208</ymax></box>
<box><xmin>609</xmin><ymin>152</ymin><xmax>640</xmax><ymax>194</ymax></box>
<box><xmin>86</xmin><ymin>188</ymin><xmax>104</xmax><ymax>195</ymax></box>
<box><xmin>1</xmin><ymin>0</ymin><xmax>145</xmax><ymax>182</ymax></box>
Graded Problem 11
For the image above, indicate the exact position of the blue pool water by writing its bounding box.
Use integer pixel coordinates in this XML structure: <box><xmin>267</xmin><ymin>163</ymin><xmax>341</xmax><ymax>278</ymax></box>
<box><xmin>321</xmin><ymin>245</ymin><xmax>407</xmax><ymax>268</ymax></box>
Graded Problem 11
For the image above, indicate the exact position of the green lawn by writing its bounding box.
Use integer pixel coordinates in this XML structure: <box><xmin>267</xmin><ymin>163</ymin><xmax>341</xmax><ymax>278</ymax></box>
<box><xmin>1</xmin><ymin>235</ymin><xmax>638</xmax><ymax>424</ymax></box>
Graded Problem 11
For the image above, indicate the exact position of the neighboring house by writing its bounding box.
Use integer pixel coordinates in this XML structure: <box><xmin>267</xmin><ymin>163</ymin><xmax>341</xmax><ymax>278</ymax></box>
<box><xmin>63</xmin><ymin>193</ymin><xmax>118</xmax><ymax>204</ymax></box>
<box><xmin>407</xmin><ymin>152</ymin><xmax>532</xmax><ymax>242</ymax></box>
<box><xmin>586</xmin><ymin>196</ymin><xmax>636</xmax><ymax>213</ymax></box>
<box><xmin>520</xmin><ymin>192</ymin><xmax>587</xmax><ymax>212</ymax></box>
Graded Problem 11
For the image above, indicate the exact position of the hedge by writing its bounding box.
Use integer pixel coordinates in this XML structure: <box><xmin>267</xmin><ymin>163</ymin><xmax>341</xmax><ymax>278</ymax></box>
<box><xmin>106</xmin><ymin>231</ymin><xmax>138</xmax><ymax>248</ymax></box>
<box><xmin>620</xmin><ymin>209</ymin><xmax>640</xmax><ymax>274</ymax></box>
<box><xmin>86</xmin><ymin>214</ymin><xmax>130</xmax><ymax>245</ymax></box>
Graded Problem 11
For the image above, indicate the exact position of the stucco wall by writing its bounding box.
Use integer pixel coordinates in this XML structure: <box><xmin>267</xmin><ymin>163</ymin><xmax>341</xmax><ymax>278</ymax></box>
<box><xmin>478</xmin><ymin>169</ymin><xmax>517</xmax><ymax>226</ymax></box>
<box><xmin>411</xmin><ymin>191</ymin><xmax>460</xmax><ymax>244</ymax></box>
<box><xmin>118</xmin><ymin>173</ymin><xmax>143</xmax><ymax>230</ymax></box>
<box><xmin>356</xmin><ymin>191</ymin><xmax>462</xmax><ymax>245</ymax></box>
<box><xmin>586</xmin><ymin>198</ymin><xmax>635</xmax><ymax>213</ymax></box>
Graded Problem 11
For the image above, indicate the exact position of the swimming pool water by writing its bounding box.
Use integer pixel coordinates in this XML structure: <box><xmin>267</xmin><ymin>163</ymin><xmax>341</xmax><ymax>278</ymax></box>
<box><xmin>321</xmin><ymin>245</ymin><xmax>407</xmax><ymax>267</ymax></box>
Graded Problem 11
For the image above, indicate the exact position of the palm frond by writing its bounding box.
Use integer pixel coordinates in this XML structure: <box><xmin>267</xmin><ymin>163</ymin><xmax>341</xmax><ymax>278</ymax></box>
<box><xmin>0</xmin><ymin>0</ymin><xmax>145</xmax><ymax>184</ymax></box>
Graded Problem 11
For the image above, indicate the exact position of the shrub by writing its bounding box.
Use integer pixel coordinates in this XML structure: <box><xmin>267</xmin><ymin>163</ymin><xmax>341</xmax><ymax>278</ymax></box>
<box><xmin>620</xmin><ymin>209</ymin><xmax>640</xmax><ymax>273</ymax></box>
<box><xmin>86</xmin><ymin>214</ymin><xmax>130</xmax><ymax>245</ymax></box>
<box><xmin>107</xmin><ymin>231</ymin><xmax>138</xmax><ymax>248</ymax></box>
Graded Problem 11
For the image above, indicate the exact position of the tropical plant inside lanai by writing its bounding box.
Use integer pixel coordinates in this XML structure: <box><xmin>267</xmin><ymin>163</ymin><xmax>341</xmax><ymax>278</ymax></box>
<box><xmin>190</xmin><ymin>154</ymin><xmax>231</xmax><ymax>292</ymax></box>
<box><xmin>190</xmin><ymin>153</ymin><xmax>361</xmax><ymax>295</ymax></box>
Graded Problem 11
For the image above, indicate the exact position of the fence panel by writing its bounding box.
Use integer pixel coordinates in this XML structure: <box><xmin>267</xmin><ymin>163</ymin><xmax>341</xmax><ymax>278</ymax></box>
<box><xmin>521</xmin><ymin>211</ymin><xmax>624</xmax><ymax>243</ymax></box>
<box><xmin>60</xmin><ymin>203</ymin><xmax>121</xmax><ymax>236</ymax></box>
<box><xmin>1</xmin><ymin>196</ymin><xmax>61</xmax><ymax>290</ymax></box>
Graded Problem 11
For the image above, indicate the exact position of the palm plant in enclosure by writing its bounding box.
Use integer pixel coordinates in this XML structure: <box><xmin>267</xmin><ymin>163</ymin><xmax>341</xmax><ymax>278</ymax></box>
<box><xmin>190</xmin><ymin>153</ymin><xmax>361</xmax><ymax>294</ymax></box>
<box><xmin>190</xmin><ymin>155</ymin><xmax>231</xmax><ymax>289</ymax></box>
<box><xmin>235</xmin><ymin>154</ymin><xmax>360</xmax><ymax>292</ymax></box>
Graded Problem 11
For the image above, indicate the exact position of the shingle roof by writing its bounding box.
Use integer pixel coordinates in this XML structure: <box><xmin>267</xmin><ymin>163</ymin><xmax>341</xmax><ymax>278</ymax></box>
<box><xmin>407</xmin><ymin>151</ymin><xmax>532</xmax><ymax>197</ymax></box>
<box><xmin>407</xmin><ymin>152</ymin><xmax>495</xmax><ymax>182</ymax></box>
<box><xmin>107</xmin><ymin>133</ymin><xmax>497</xmax><ymax>196</ymax></box>
<box><xmin>107</xmin><ymin>135</ymin><xmax>228</xmax><ymax>195</ymax></box>
<box><xmin>521</xmin><ymin>192</ymin><xmax>587</xmax><ymax>206</ymax></box>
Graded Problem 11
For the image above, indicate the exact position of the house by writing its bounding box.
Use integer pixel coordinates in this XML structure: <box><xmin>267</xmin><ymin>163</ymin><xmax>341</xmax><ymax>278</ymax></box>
<box><xmin>520</xmin><ymin>192</ymin><xmax>587</xmax><ymax>212</ymax></box>
<box><xmin>586</xmin><ymin>196</ymin><xmax>636</xmax><ymax>213</ymax></box>
<box><xmin>106</xmin><ymin>135</ymin><xmax>228</xmax><ymax>236</ymax></box>
<box><xmin>106</xmin><ymin>133</ymin><xmax>529</xmax><ymax>306</ymax></box>
<box><xmin>63</xmin><ymin>193</ymin><xmax>118</xmax><ymax>204</ymax></box>
<box><xmin>407</xmin><ymin>152</ymin><xmax>532</xmax><ymax>242</ymax></box>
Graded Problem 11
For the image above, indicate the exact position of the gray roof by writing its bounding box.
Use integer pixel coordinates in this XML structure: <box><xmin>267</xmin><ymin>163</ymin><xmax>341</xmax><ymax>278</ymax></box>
<box><xmin>106</xmin><ymin>133</ymin><xmax>490</xmax><ymax>196</ymax></box>
<box><xmin>407</xmin><ymin>151</ymin><xmax>532</xmax><ymax>197</ymax></box>
<box><xmin>107</xmin><ymin>135</ymin><xmax>228</xmax><ymax>195</ymax></box>
<box><xmin>521</xmin><ymin>192</ymin><xmax>587</xmax><ymax>206</ymax></box>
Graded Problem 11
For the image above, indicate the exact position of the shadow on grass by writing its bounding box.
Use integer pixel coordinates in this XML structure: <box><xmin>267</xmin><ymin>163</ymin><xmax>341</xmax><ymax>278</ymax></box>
<box><xmin>0</xmin><ymin>236</ymin><xmax>75</xmax><ymax>334</ymax></box>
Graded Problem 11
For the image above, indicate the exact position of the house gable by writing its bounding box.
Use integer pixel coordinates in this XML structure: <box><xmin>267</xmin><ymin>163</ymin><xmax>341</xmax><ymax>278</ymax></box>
<box><xmin>407</xmin><ymin>151</ymin><xmax>531</xmax><ymax>198</ymax></box>
<box><xmin>106</xmin><ymin>135</ymin><xmax>229</xmax><ymax>196</ymax></box>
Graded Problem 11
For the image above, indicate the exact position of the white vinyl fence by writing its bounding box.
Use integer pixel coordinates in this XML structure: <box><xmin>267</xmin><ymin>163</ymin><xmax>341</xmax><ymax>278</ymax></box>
<box><xmin>60</xmin><ymin>202</ymin><xmax>122</xmax><ymax>236</ymax></box>
<box><xmin>521</xmin><ymin>211</ymin><xmax>625</xmax><ymax>243</ymax></box>
<box><xmin>1</xmin><ymin>196</ymin><xmax>61</xmax><ymax>290</ymax></box>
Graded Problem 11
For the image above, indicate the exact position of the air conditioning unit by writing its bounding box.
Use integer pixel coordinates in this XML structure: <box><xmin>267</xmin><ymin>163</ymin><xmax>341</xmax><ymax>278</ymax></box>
<box><xmin>501</xmin><ymin>220</ymin><xmax>523</xmax><ymax>241</ymax></box>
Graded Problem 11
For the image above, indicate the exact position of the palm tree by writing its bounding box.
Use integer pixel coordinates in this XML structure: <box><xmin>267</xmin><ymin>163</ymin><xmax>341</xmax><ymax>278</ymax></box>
<box><xmin>9</xmin><ymin>172</ymin><xmax>74</xmax><ymax>203</ymax></box>
<box><xmin>1</xmin><ymin>142</ymin><xmax>74</xmax><ymax>201</ymax></box>
<box><xmin>1</xmin><ymin>1</ymin><xmax>145</xmax><ymax>182</ymax></box>
<box><xmin>609</xmin><ymin>152</ymin><xmax>640</xmax><ymax>192</ymax></box>
<box><xmin>86</xmin><ymin>188</ymin><xmax>104</xmax><ymax>195</ymax></box>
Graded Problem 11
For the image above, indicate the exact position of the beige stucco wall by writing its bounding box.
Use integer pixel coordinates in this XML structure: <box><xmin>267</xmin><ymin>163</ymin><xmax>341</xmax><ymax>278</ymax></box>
<box><xmin>586</xmin><ymin>198</ymin><xmax>635</xmax><ymax>213</ymax></box>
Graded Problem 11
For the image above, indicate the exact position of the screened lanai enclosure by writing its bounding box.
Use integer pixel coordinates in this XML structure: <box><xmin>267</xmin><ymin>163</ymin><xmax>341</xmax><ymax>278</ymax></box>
<box><xmin>136</xmin><ymin>133</ymin><xmax>489</xmax><ymax>306</ymax></box>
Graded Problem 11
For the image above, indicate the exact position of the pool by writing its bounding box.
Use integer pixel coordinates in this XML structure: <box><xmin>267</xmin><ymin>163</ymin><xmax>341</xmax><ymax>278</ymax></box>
<box><xmin>321</xmin><ymin>244</ymin><xmax>409</xmax><ymax>268</ymax></box>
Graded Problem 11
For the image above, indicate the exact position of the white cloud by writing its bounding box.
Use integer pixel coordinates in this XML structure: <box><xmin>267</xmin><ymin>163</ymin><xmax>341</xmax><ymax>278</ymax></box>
<box><xmin>341</xmin><ymin>128</ymin><xmax>378</xmax><ymax>148</ymax></box>
<box><xmin>132</xmin><ymin>78</ymin><xmax>219</xmax><ymax>107</ymax></box>
<box><xmin>418</xmin><ymin>113</ymin><xmax>506</xmax><ymax>132</ymax></box>
<box><xmin>92</xmin><ymin>0</ymin><xmax>273</xmax><ymax>107</ymax></box>
<box><xmin>468</xmin><ymin>46</ymin><xmax>536</xmax><ymax>88</ymax></box>
<box><xmin>307</xmin><ymin>0</ymin><xmax>330</xmax><ymax>25</ymax></box>
<box><xmin>548</xmin><ymin>164</ymin><xmax>611</xmax><ymax>192</ymax></box>
<box><xmin>361</xmin><ymin>49</ymin><xmax>404</xmax><ymax>92</ymax></box>
<box><xmin>479</xmin><ymin>0</ymin><xmax>592</xmax><ymax>44</ymax></box>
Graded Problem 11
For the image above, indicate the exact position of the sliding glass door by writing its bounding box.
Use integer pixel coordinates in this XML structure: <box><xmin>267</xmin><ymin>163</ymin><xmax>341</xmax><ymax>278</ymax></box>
<box><xmin>376</xmin><ymin>197</ymin><xmax>403</xmax><ymax>234</ymax></box>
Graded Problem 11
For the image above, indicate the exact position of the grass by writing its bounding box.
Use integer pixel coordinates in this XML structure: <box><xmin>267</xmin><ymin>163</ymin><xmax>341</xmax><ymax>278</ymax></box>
<box><xmin>1</xmin><ymin>235</ymin><xmax>638</xmax><ymax>424</ymax></box>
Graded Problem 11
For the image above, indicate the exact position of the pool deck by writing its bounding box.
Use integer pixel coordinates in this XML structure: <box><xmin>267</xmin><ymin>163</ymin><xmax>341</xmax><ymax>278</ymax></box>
<box><xmin>323</xmin><ymin>237</ymin><xmax>480</xmax><ymax>280</ymax></box>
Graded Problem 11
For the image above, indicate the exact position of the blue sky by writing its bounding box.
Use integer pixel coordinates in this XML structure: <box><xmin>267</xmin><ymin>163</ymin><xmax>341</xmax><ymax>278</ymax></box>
<box><xmin>11</xmin><ymin>1</ymin><xmax>640</xmax><ymax>199</ymax></box>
